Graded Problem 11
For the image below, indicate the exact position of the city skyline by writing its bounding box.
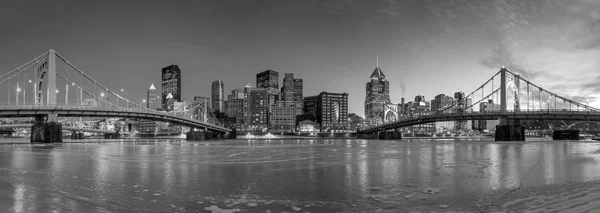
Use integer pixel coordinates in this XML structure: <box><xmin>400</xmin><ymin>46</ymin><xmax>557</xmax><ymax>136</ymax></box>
<box><xmin>1</xmin><ymin>0</ymin><xmax>599</xmax><ymax>116</ymax></box>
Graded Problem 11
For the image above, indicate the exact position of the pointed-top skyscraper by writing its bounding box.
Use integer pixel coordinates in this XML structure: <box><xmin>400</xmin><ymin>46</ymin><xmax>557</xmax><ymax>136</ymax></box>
<box><xmin>365</xmin><ymin>59</ymin><xmax>391</xmax><ymax>120</ymax></box>
<box><xmin>147</xmin><ymin>83</ymin><xmax>160</xmax><ymax>110</ymax></box>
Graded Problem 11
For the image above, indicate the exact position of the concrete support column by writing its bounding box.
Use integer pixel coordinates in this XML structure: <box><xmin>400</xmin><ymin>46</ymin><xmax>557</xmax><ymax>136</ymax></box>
<box><xmin>495</xmin><ymin>118</ymin><xmax>524</xmax><ymax>141</ymax></box>
<box><xmin>30</xmin><ymin>115</ymin><xmax>62</xmax><ymax>143</ymax></box>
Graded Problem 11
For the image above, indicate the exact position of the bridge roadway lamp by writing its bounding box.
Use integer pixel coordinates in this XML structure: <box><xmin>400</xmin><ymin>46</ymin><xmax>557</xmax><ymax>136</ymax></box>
<box><xmin>121</xmin><ymin>89</ymin><xmax>128</xmax><ymax>107</ymax></box>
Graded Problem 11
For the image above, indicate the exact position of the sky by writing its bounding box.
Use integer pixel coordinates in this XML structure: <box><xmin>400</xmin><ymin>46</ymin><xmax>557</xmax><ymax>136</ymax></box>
<box><xmin>1</xmin><ymin>0</ymin><xmax>599</xmax><ymax>116</ymax></box>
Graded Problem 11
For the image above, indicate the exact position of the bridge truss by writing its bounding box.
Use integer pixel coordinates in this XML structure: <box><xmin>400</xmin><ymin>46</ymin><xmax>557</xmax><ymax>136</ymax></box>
<box><xmin>0</xmin><ymin>49</ymin><xmax>226</xmax><ymax>133</ymax></box>
<box><xmin>363</xmin><ymin>68</ymin><xmax>600</xmax><ymax>133</ymax></box>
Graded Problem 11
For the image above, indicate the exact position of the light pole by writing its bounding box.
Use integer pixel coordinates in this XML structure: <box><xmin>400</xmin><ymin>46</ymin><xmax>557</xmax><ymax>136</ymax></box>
<box><xmin>101</xmin><ymin>92</ymin><xmax>105</xmax><ymax>108</ymax></box>
<box><xmin>65</xmin><ymin>84</ymin><xmax>69</xmax><ymax>105</ymax></box>
<box><xmin>16</xmin><ymin>87</ymin><xmax>20</xmax><ymax>106</ymax></box>
<box><xmin>587</xmin><ymin>101</ymin><xmax>590</xmax><ymax>112</ymax></box>
<box><xmin>121</xmin><ymin>89</ymin><xmax>128</xmax><ymax>108</ymax></box>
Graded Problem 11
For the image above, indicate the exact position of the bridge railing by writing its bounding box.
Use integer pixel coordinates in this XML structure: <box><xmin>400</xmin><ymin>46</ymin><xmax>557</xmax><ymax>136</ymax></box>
<box><xmin>362</xmin><ymin>109</ymin><xmax>600</xmax><ymax>131</ymax></box>
<box><xmin>0</xmin><ymin>104</ymin><xmax>228</xmax><ymax>131</ymax></box>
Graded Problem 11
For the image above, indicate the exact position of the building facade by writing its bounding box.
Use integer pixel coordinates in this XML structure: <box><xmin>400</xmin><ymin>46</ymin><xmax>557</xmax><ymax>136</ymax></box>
<box><xmin>256</xmin><ymin>70</ymin><xmax>279</xmax><ymax>89</ymax></box>
<box><xmin>147</xmin><ymin>83</ymin><xmax>160</xmax><ymax>110</ymax></box>
<box><xmin>454</xmin><ymin>91</ymin><xmax>473</xmax><ymax>131</ymax></box>
<box><xmin>225</xmin><ymin>98</ymin><xmax>244</xmax><ymax>129</ymax></box>
<box><xmin>281</xmin><ymin>73</ymin><xmax>303</xmax><ymax>102</ymax></box>
<box><xmin>161</xmin><ymin>65</ymin><xmax>181</xmax><ymax>110</ymax></box>
<box><xmin>399</xmin><ymin>98</ymin><xmax>436</xmax><ymax>135</ymax></box>
<box><xmin>365</xmin><ymin>66</ymin><xmax>391</xmax><ymax>121</ymax></box>
<box><xmin>270</xmin><ymin>101</ymin><xmax>303</xmax><ymax>132</ymax></box>
<box><xmin>243</xmin><ymin>88</ymin><xmax>269</xmax><ymax>132</ymax></box>
<box><xmin>303</xmin><ymin>92</ymin><xmax>349</xmax><ymax>132</ymax></box>
<box><xmin>211</xmin><ymin>80</ymin><xmax>224</xmax><ymax>113</ymax></box>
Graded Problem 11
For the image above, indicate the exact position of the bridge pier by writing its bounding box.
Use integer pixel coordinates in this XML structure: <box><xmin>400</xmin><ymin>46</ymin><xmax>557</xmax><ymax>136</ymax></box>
<box><xmin>30</xmin><ymin>115</ymin><xmax>63</xmax><ymax>143</ymax></box>
<box><xmin>104</xmin><ymin>131</ymin><xmax>120</xmax><ymax>139</ymax></box>
<box><xmin>495</xmin><ymin>118</ymin><xmax>525</xmax><ymax>141</ymax></box>
<box><xmin>70</xmin><ymin>131</ymin><xmax>84</xmax><ymax>140</ymax></box>
<box><xmin>552</xmin><ymin>130</ymin><xmax>580</xmax><ymax>140</ymax></box>
<box><xmin>186</xmin><ymin>129</ymin><xmax>236</xmax><ymax>140</ymax></box>
<box><xmin>357</xmin><ymin>129</ymin><xmax>402</xmax><ymax>140</ymax></box>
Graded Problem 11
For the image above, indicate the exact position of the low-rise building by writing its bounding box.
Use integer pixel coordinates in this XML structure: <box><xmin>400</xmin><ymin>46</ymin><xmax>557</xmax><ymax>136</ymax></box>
<box><xmin>296</xmin><ymin>113</ymin><xmax>320</xmax><ymax>133</ymax></box>
<box><xmin>270</xmin><ymin>101</ymin><xmax>303</xmax><ymax>132</ymax></box>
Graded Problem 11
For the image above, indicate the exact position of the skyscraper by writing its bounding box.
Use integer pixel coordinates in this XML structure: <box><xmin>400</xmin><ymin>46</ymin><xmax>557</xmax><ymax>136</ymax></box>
<box><xmin>281</xmin><ymin>73</ymin><xmax>303</xmax><ymax>102</ymax></box>
<box><xmin>147</xmin><ymin>83</ymin><xmax>160</xmax><ymax>110</ymax></box>
<box><xmin>161</xmin><ymin>65</ymin><xmax>181</xmax><ymax>110</ymax></box>
<box><xmin>365</xmin><ymin>64</ymin><xmax>391</xmax><ymax>120</ymax></box>
<box><xmin>255</xmin><ymin>70</ymin><xmax>279</xmax><ymax>131</ymax></box>
<box><xmin>243</xmin><ymin>88</ymin><xmax>269</xmax><ymax>132</ymax></box>
<box><xmin>211</xmin><ymin>80</ymin><xmax>224</xmax><ymax>113</ymax></box>
<box><xmin>256</xmin><ymin>70</ymin><xmax>279</xmax><ymax>89</ymax></box>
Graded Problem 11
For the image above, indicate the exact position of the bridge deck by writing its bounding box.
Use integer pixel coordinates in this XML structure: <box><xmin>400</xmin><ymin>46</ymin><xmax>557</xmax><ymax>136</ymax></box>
<box><xmin>0</xmin><ymin>105</ymin><xmax>231</xmax><ymax>133</ymax></box>
<box><xmin>360</xmin><ymin>110</ymin><xmax>600</xmax><ymax>133</ymax></box>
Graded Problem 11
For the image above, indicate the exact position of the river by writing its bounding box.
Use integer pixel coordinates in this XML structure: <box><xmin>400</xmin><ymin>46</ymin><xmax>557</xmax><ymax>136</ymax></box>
<box><xmin>0</xmin><ymin>138</ymin><xmax>600</xmax><ymax>212</ymax></box>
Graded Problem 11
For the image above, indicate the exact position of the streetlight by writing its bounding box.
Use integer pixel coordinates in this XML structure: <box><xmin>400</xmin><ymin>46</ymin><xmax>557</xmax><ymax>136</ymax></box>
<box><xmin>29</xmin><ymin>80</ymin><xmax>34</xmax><ymax>105</ymax></box>
<box><xmin>121</xmin><ymin>89</ymin><xmax>128</xmax><ymax>108</ymax></box>
<box><xmin>16</xmin><ymin>87</ymin><xmax>20</xmax><ymax>106</ymax></box>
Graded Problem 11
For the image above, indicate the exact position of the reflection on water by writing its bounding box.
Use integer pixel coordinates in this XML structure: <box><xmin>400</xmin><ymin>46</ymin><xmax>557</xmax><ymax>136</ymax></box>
<box><xmin>0</xmin><ymin>139</ymin><xmax>599</xmax><ymax>212</ymax></box>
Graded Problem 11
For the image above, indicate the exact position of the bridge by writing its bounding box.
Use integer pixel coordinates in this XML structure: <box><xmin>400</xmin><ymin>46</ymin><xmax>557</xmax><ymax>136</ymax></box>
<box><xmin>358</xmin><ymin>68</ymin><xmax>600</xmax><ymax>141</ymax></box>
<box><xmin>1</xmin><ymin>49</ymin><xmax>233</xmax><ymax>142</ymax></box>
<box><xmin>0</xmin><ymin>123</ymin><xmax>116</xmax><ymax>134</ymax></box>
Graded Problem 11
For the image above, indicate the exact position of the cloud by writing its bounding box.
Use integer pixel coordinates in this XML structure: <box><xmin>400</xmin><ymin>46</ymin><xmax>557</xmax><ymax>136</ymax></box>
<box><xmin>471</xmin><ymin>0</ymin><xmax>600</xmax><ymax>107</ymax></box>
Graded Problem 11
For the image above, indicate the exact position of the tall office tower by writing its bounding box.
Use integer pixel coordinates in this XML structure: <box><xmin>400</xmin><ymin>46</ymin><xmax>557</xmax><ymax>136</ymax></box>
<box><xmin>146</xmin><ymin>83</ymin><xmax>160</xmax><ymax>110</ymax></box>
<box><xmin>161</xmin><ymin>65</ymin><xmax>181</xmax><ymax>110</ymax></box>
<box><xmin>281</xmin><ymin>73</ymin><xmax>303</xmax><ymax>102</ymax></box>
<box><xmin>256</xmin><ymin>70</ymin><xmax>279</xmax><ymax>89</ymax></box>
<box><xmin>243</xmin><ymin>88</ymin><xmax>269</xmax><ymax>132</ymax></box>
<box><xmin>365</xmin><ymin>64</ymin><xmax>391</xmax><ymax>120</ymax></box>
<box><xmin>211</xmin><ymin>80</ymin><xmax>224</xmax><ymax>113</ymax></box>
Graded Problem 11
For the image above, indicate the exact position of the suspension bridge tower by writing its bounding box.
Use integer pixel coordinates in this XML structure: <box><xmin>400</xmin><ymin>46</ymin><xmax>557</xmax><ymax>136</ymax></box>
<box><xmin>31</xmin><ymin>49</ymin><xmax>62</xmax><ymax>143</ymax></box>
<box><xmin>496</xmin><ymin>68</ymin><xmax>525</xmax><ymax>141</ymax></box>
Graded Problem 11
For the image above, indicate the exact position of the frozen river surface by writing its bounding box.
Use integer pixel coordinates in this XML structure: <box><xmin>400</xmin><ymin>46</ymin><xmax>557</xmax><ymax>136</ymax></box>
<box><xmin>1</xmin><ymin>138</ymin><xmax>600</xmax><ymax>213</ymax></box>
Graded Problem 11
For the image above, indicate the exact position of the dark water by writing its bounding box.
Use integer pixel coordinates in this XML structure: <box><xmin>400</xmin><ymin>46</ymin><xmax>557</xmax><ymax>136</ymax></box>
<box><xmin>0</xmin><ymin>138</ymin><xmax>600</xmax><ymax>213</ymax></box>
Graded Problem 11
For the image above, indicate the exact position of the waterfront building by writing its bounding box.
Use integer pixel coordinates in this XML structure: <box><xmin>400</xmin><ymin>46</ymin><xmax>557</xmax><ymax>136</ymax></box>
<box><xmin>161</xmin><ymin>65</ymin><xmax>181</xmax><ymax>110</ymax></box>
<box><xmin>211</xmin><ymin>80</ymin><xmax>224</xmax><ymax>113</ymax></box>
<box><xmin>454</xmin><ymin>91</ymin><xmax>473</xmax><ymax>131</ymax></box>
<box><xmin>270</xmin><ymin>100</ymin><xmax>303</xmax><ymax>132</ymax></box>
<box><xmin>365</xmin><ymin>65</ymin><xmax>391</xmax><ymax>121</ymax></box>
<box><xmin>303</xmin><ymin>92</ymin><xmax>349</xmax><ymax>132</ymax></box>
<box><xmin>431</xmin><ymin>94</ymin><xmax>455</xmax><ymax>133</ymax></box>
<box><xmin>243</xmin><ymin>88</ymin><xmax>269</xmax><ymax>132</ymax></box>
<box><xmin>479</xmin><ymin>100</ymin><xmax>500</xmax><ymax>132</ymax></box>
<box><xmin>296</xmin><ymin>113</ymin><xmax>320</xmax><ymax>133</ymax></box>
<box><xmin>281</xmin><ymin>73</ymin><xmax>303</xmax><ymax>102</ymax></box>
<box><xmin>399</xmin><ymin>98</ymin><xmax>435</xmax><ymax>135</ymax></box>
